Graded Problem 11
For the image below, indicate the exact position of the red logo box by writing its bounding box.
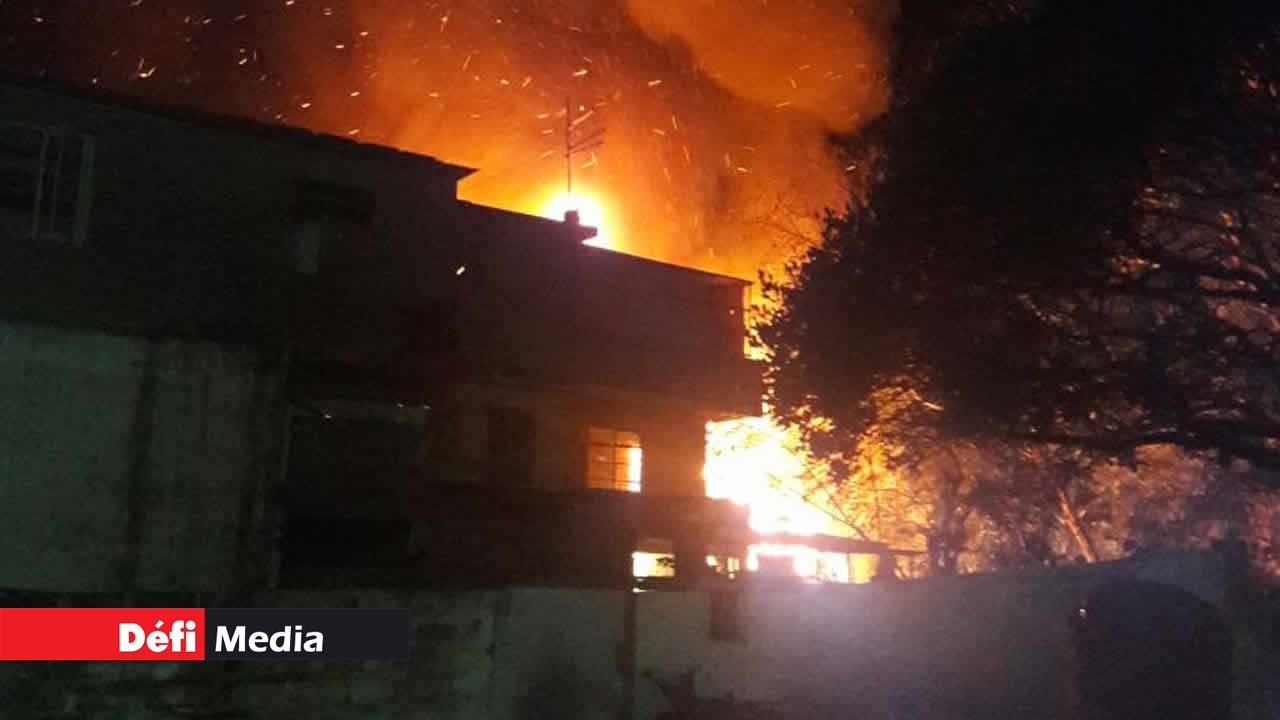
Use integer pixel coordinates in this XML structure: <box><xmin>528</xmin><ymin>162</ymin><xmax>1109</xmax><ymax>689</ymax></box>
<box><xmin>0</xmin><ymin>608</ymin><xmax>206</xmax><ymax>660</ymax></box>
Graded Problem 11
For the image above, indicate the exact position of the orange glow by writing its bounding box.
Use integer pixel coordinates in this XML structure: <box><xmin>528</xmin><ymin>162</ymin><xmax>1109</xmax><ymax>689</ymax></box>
<box><xmin>704</xmin><ymin>415</ymin><xmax>830</xmax><ymax>535</ymax></box>
<box><xmin>243</xmin><ymin>2</ymin><xmax>887</xmax><ymax>279</ymax></box>
<box><xmin>626</xmin><ymin>446</ymin><xmax>643</xmax><ymax>493</ymax></box>
<box><xmin>60</xmin><ymin>1</ymin><xmax>893</xmax><ymax>279</ymax></box>
<box><xmin>746</xmin><ymin>543</ymin><xmax>851</xmax><ymax>582</ymax></box>
<box><xmin>705</xmin><ymin>414</ymin><xmax>857</xmax><ymax>582</ymax></box>
<box><xmin>541</xmin><ymin>191</ymin><xmax>611</xmax><ymax>248</ymax></box>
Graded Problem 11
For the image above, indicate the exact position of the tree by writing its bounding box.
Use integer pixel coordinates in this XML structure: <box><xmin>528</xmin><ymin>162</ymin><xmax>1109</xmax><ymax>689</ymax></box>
<box><xmin>836</xmin><ymin>433</ymin><xmax>1103</xmax><ymax>575</ymax></box>
<box><xmin>760</xmin><ymin>0</ymin><xmax>1280</xmax><ymax>484</ymax></box>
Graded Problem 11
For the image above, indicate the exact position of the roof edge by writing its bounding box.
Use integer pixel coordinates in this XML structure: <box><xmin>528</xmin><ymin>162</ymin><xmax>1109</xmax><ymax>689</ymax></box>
<box><xmin>0</xmin><ymin>70</ymin><xmax>477</xmax><ymax>179</ymax></box>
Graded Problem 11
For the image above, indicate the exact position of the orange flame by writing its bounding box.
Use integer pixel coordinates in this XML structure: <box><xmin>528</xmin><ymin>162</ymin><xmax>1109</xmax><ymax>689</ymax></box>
<box><xmin>705</xmin><ymin>416</ymin><xmax>864</xmax><ymax>582</ymax></box>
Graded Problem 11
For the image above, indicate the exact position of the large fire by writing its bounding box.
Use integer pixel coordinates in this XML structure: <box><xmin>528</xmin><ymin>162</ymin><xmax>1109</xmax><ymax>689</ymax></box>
<box><xmin>0</xmin><ymin>0</ymin><xmax>892</xmax><ymax>277</ymax></box>
<box><xmin>705</xmin><ymin>415</ymin><xmax>865</xmax><ymax>582</ymax></box>
<box><xmin>0</xmin><ymin>0</ymin><xmax>896</xmax><ymax>581</ymax></box>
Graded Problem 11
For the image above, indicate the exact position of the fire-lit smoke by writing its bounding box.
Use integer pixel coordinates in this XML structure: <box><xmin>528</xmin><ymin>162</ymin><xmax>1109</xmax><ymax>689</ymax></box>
<box><xmin>624</xmin><ymin>0</ymin><xmax>892</xmax><ymax>134</ymax></box>
<box><xmin>0</xmin><ymin>0</ymin><xmax>894</xmax><ymax>278</ymax></box>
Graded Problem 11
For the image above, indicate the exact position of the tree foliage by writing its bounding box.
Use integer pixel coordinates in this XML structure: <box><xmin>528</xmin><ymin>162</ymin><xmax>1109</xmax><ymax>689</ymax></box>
<box><xmin>762</xmin><ymin>0</ymin><xmax>1280</xmax><ymax>482</ymax></box>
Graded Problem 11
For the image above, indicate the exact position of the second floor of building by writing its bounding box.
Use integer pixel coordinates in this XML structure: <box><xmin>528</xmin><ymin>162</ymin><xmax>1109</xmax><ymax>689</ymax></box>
<box><xmin>0</xmin><ymin>76</ymin><xmax>758</xmax><ymax>417</ymax></box>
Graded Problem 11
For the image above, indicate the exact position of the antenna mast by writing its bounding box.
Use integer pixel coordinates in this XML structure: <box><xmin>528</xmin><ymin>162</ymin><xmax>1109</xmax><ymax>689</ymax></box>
<box><xmin>565</xmin><ymin>98</ymin><xmax>572</xmax><ymax>196</ymax></box>
<box><xmin>562</xmin><ymin>97</ymin><xmax>605</xmax><ymax>199</ymax></box>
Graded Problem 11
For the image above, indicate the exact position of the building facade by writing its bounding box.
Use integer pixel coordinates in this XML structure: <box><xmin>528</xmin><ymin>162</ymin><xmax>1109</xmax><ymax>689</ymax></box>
<box><xmin>0</xmin><ymin>76</ymin><xmax>758</xmax><ymax>593</ymax></box>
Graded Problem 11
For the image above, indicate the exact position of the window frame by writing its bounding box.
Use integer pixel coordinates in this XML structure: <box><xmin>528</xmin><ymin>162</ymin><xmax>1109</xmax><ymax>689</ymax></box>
<box><xmin>586</xmin><ymin>426</ymin><xmax>642</xmax><ymax>493</ymax></box>
<box><xmin>0</xmin><ymin>122</ymin><xmax>94</xmax><ymax>246</ymax></box>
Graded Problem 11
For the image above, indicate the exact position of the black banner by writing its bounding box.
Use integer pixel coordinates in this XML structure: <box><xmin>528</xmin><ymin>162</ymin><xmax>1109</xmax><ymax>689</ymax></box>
<box><xmin>205</xmin><ymin>608</ymin><xmax>409</xmax><ymax>660</ymax></box>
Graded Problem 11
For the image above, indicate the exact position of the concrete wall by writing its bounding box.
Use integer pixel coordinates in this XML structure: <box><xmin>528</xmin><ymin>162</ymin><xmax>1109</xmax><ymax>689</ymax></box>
<box><xmin>0</xmin><ymin>320</ymin><xmax>284</xmax><ymax>592</ymax></box>
<box><xmin>634</xmin><ymin>550</ymin><xmax>1231</xmax><ymax>720</ymax></box>
<box><xmin>0</xmin><ymin>550</ymin><xmax>1242</xmax><ymax>720</ymax></box>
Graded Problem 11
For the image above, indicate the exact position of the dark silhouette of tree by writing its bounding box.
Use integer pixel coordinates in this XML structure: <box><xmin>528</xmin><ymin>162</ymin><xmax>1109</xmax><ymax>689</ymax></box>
<box><xmin>761</xmin><ymin>0</ymin><xmax>1280</xmax><ymax>483</ymax></box>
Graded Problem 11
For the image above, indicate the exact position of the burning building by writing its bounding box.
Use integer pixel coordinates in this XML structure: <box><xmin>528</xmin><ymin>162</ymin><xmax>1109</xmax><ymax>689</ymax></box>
<box><xmin>0</xmin><ymin>0</ymin><xmax>905</xmax><ymax>587</ymax></box>
<box><xmin>0</xmin><ymin>73</ymin><xmax>868</xmax><ymax>592</ymax></box>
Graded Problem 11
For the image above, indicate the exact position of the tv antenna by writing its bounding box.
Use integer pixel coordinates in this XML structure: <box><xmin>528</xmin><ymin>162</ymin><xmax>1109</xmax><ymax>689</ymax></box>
<box><xmin>563</xmin><ymin>98</ymin><xmax>605</xmax><ymax>196</ymax></box>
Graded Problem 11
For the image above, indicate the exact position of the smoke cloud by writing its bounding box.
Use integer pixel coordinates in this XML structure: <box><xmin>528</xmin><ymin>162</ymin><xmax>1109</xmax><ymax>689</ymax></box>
<box><xmin>624</xmin><ymin>0</ymin><xmax>893</xmax><ymax>132</ymax></box>
<box><xmin>0</xmin><ymin>0</ymin><xmax>895</xmax><ymax>278</ymax></box>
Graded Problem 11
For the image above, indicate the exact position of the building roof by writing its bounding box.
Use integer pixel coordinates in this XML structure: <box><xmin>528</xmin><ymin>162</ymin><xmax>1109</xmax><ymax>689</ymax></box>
<box><xmin>0</xmin><ymin>70</ymin><xmax>476</xmax><ymax>183</ymax></box>
<box><xmin>582</xmin><ymin>244</ymin><xmax>751</xmax><ymax>288</ymax></box>
<box><xmin>458</xmin><ymin>201</ymin><xmax>751</xmax><ymax>288</ymax></box>
<box><xmin>3</xmin><ymin>71</ymin><xmax>749</xmax><ymax>289</ymax></box>
<box><xmin>456</xmin><ymin>200</ymin><xmax>600</xmax><ymax>245</ymax></box>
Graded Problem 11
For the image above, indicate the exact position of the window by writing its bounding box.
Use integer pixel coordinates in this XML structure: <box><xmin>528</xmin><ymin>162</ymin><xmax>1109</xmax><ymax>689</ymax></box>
<box><xmin>290</xmin><ymin>180</ymin><xmax>375</xmax><ymax>274</ymax></box>
<box><xmin>587</xmin><ymin>427</ymin><xmax>642</xmax><ymax>492</ymax></box>
<box><xmin>291</xmin><ymin>221</ymin><xmax>325</xmax><ymax>275</ymax></box>
<box><xmin>632</xmin><ymin>538</ymin><xmax>675</xmax><ymax>579</ymax></box>
<box><xmin>0</xmin><ymin>123</ymin><xmax>94</xmax><ymax>245</ymax></box>
<box><xmin>294</xmin><ymin>179</ymin><xmax>375</xmax><ymax>223</ymax></box>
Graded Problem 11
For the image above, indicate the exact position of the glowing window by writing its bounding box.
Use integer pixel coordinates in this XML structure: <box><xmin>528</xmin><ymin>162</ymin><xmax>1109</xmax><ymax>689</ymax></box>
<box><xmin>632</xmin><ymin>538</ymin><xmax>674</xmax><ymax>578</ymax></box>
<box><xmin>631</xmin><ymin>552</ymin><xmax>675</xmax><ymax>578</ymax></box>
<box><xmin>587</xmin><ymin>427</ymin><xmax>642</xmax><ymax>492</ymax></box>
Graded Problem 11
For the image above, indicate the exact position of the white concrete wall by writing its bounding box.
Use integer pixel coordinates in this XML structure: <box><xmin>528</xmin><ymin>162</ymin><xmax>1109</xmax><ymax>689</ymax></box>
<box><xmin>633</xmin><ymin>551</ymin><xmax>1230</xmax><ymax>720</ymax></box>
<box><xmin>490</xmin><ymin>588</ymin><xmax>626</xmax><ymax>720</ymax></box>
<box><xmin>0</xmin><ymin>321</ymin><xmax>283</xmax><ymax>591</ymax></box>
